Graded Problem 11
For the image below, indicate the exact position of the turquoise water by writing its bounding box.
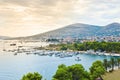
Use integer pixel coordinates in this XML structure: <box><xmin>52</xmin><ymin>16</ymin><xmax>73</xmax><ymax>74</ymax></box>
<box><xmin>0</xmin><ymin>52</ymin><xmax>118</xmax><ymax>80</ymax></box>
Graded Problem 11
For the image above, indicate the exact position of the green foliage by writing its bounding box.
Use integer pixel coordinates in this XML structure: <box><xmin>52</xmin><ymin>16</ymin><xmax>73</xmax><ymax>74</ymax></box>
<box><xmin>21</xmin><ymin>72</ymin><xmax>42</xmax><ymax>80</ymax></box>
<box><xmin>53</xmin><ymin>64</ymin><xmax>90</xmax><ymax>80</ymax></box>
<box><xmin>46</xmin><ymin>39</ymin><xmax>59</xmax><ymax>42</ymax></box>
<box><xmin>110</xmin><ymin>58</ymin><xmax>115</xmax><ymax>71</ymax></box>
<box><xmin>60</xmin><ymin>46</ymin><xmax>67</xmax><ymax>50</ymax></box>
<box><xmin>103</xmin><ymin>59</ymin><xmax>108</xmax><ymax>71</ymax></box>
<box><xmin>90</xmin><ymin>60</ymin><xmax>105</xmax><ymax>80</ymax></box>
<box><xmin>21</xmin><ymin>59</ymin><xmax>120</xmax><ymax>80</ymax></box>
<box><xmin>117</xmin><ymin>58</ymin><xmax>120</xmax><ymax>69</ymax></box>
<box><xmin>103</xmin><ymin>58</ymin><xmax>120</xmax><ymax>72</ymax></box>
<box><xmin>55</xmin><ymin>42</ymin><xmax>120</xmax><ymax>53</ymax></box>
<box><xmin>53</xmin><ymin>64</ymin><xmax>72</xmax><ymax>80</ymax></box>
<box><xmin>68</xmin><ymin>64</ymin><xmax>90</xmax><ymax>80</ymax></box>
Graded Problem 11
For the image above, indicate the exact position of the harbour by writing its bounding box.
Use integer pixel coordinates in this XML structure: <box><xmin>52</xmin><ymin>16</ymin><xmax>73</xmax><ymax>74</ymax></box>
<box><xmin>0</xmin><ymin>40</ymin><xmax>119</xmax><ymax>80</ymax></box>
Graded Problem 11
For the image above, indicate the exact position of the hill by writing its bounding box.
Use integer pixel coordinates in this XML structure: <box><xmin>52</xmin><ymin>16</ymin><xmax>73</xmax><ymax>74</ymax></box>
<box><xmin>9</xmin><ymin>22</ymin><xmax>120</xmax><ymax>40</ymax></box>
<box><xmin>0</xmin><ymin>36</ymin><xmax>10</xmax><ymax>40</ymax></box>
<box><xmin>26</xmin><ymin>23</ymin><xmax>102</xmax><ymax>40</ymax></box>
<box><xmin>98</xmin><ymin>23</ymin><xmax>120</xmax><ymax>36</ymax></box>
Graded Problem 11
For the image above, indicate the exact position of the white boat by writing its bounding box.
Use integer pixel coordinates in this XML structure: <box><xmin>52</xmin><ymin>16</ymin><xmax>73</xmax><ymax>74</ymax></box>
<box><xmin>75</xmin><ymin>57</ymin><xmax>81</xmax><ymax>61</ymax></box>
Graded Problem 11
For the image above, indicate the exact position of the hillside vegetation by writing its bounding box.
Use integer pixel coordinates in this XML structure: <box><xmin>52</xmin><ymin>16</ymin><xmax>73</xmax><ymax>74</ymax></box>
<box><xmin>11</xmin><ymin>22</ymin><xmax>120</xmax><ymax>40</ymax></box>
<box><xmin>47</xmin><ymin>41</ymin><xmax>120</xmax><ymax>53</ymax></box>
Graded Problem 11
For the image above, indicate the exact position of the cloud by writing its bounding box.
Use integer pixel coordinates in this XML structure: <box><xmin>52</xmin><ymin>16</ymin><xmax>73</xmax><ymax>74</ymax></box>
<box><xmin>70</xmin><ymin>0</ymin><xmax>120</xmax><ymax>25</ymax></box>
<box><xmin>0</xmin><ymin>0</ymin><xmax>120</xmax><ymax>37</ymax></box>
<box><xmin>0</xmin><ymin>0</ymin><xmax>78</xmax><ymax>37</ymax></box>
<box><xmin>0</xmin><ymin>0</ymin><xmax>77</xmax><ymax>25</ymax></box>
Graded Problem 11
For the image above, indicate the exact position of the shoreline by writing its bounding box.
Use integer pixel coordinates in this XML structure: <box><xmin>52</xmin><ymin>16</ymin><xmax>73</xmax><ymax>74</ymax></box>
<box><xmin>43</xmin><ymin>49</ymin><xmax>120</xmax><ymax>57</ymax></box>
<box><xmin>1</xmin><ymin>45</ymin><xmax>120</xmax><ymax>57</ymax></box>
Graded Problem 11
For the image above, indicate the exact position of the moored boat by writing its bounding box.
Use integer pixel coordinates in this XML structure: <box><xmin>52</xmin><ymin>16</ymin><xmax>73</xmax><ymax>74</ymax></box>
<box><xmin>75</xmin><ymin>57</ymin><xmax>81</xmax><ymax>61</ymax></box>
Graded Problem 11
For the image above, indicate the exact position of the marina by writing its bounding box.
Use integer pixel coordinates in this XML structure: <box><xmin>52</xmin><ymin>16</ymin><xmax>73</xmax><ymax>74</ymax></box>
<box><xmin>0</xmin><ymin>40</ymin><xmax>120</xmax><ymax>80</ymax></box>
<box><xmin>0</xmin><ymin>50</ymin><xmax>119</xmax><ymax>80</ymax></box>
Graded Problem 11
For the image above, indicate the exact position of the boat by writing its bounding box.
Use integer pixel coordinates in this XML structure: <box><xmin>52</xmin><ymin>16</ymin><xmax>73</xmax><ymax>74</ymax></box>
<box><xmin>75</xmin><ymin>57</ymin><xmax>81</xmax><ymax>61</ymax></box>
<box><xmin>14</xmin><ymin>52</ymin><xmax>17</xmax><ymax>55</ymax></box>
<box><xmin>10</xmin><ymin>43</ymin><xmax>16</xmax><ymax>46</ymax></box>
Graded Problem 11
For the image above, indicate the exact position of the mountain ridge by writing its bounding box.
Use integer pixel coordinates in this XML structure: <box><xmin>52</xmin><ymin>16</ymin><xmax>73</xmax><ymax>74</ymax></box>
<box><xmin>0</xmin><ymin>36</ymin><xmax>10</xmax><ymax>40</ymax></box>
<box><xmin>8</xmin><ymin>22</ymin><xmax>120</xmax><ymax>40</ymax></box>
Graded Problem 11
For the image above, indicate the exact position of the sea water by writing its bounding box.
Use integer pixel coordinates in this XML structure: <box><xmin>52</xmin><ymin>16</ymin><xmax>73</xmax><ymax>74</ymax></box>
<box><xmin>0</xmin><ymin>51</ymin><xmax>116</xmax><ymax>80</ymax></box>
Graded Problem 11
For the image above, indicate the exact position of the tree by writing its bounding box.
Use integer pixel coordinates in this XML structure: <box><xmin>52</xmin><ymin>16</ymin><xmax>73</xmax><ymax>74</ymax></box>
<box><xmin>73</xmin><ymin>43</ymin><xmax>78</xmax><ymax>50</ymax></box>
<box><xmin>21</xmin><ymin>72</ymin><xmax>42</xmax><ymax>80</ymax></box>
<box><xmin>90</xmin><ymin>60</ymin><xmax>105</xmax><ymax>80</ymax></box>
<box><xmin>117</xmin><ymin>58</ymin><xmax>120</xmax><ymax>69</ymax></box>
<box><xmin>68</xmin><ymin>64</ymin><xmax>90</xmax><ymax>80</ymax></box>
<box><xmin>53</xmin><ymin>64</ymin><xmax>72</xmax><ymax>80</ymax></box>
<box><xmin>60</xmin><ymin>46</ymin><xmax>67</xmax><ymax>50</ymax></box>
<box><xmin>110</xmin><ymin>58</ymin><xmax>115</xmax><ymax>71</ymax></box>
<box><xmin>53</xmin><ymin>64</ymin><xmax>90</xmax><ymax>80</ymax></box>
<box><xmin>54</xmin><ymin>42</ymin><xmax>120</xmax><ymax>53</ymax></box>
<box><xmin>107</xmin><ymin>61</ymin><xmax>112</xmax><ymax>71</ymax></box>
<box><xmin>103</xmin><ymin>59</ymin><xmax>108</xmax><ymax>71</ymax></box>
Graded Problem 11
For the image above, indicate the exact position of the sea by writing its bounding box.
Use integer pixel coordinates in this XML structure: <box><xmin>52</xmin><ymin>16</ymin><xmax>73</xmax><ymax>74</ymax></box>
<box><xmin>0</xmin><ymin>40</ymin><xmax>119</xmax><ymax>80</ymax></box>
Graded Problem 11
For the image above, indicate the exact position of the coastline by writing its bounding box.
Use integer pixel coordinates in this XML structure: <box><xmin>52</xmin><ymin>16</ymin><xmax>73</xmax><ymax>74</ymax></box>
<box><xmin>43</xmin><ymin>48</ymin><xmax>120</xmax><ymax>57</ymax></box>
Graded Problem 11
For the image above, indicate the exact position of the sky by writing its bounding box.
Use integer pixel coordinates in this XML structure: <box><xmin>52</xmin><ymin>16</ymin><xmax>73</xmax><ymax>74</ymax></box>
<box><xmin>0</xmin><ymin>0</ymin><xmax>120</xmax><ymax>37</ymax></box>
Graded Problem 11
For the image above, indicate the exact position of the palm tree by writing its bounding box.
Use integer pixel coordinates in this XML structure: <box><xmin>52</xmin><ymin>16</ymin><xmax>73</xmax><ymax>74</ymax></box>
<box><xmin>103</xmin><ymin>59</ymin><xmax>108</xmax><ymax>71</ymax></box>
<box><xmin>117</xmin><ymin>58</ymin><xmax>120</xmax><ymax>69</ymax></box>
<box><xmin>110</xmin><ymin>58</ymin><xmax>115</xmax><ymax>71</ymax></box>
<box><xmin>107</xmin><ymin>61</ymin><xmax>111</xmax><ymax>71</ymax></box>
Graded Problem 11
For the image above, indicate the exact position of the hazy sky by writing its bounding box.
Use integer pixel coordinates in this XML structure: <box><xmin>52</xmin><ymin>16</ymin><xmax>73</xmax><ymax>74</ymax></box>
<box><xmin>0</xmin><ymin>0</ymin><xmax>120</xmax><ymax>37</ymax></box>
